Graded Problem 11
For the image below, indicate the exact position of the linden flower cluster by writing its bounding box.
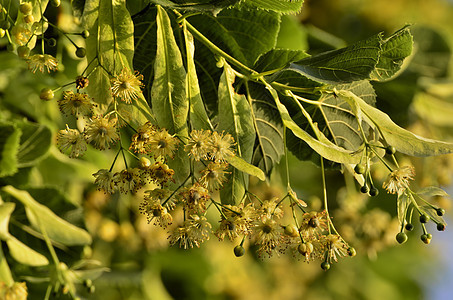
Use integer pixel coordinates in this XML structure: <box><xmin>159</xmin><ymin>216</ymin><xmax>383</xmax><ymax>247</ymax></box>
<box><xmin>55</xmin><ymin>68</ymin><xmax>146</xmax><ymax>157</ymax></box>
<box><xmin>382</xmin><ymin>166</ymin><xmax>449</xmax><ymax>246</ymax></box>
<box><xmin>57</xmin><ymin>115</ymin><xmax>119</xmax><ymax>157</ymax></box>
<box><xmin>140</xmin><ymin>188</ymin><xmax>353</xmax><ymax>267</ymax></box>
<box><xmin>91</xmin><ymin>121</ymin><xmax>354</xmax><ymax>266</ymax></box>
<box><xmin>354</xmin><ymin>145</ymin><xmax>448</xmax><ymax>248</ymax></box>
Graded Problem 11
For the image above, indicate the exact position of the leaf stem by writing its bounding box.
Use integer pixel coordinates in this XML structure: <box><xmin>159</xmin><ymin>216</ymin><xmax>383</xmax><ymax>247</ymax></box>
<box><xmin>320</xmin><ymin>158</ymin><xmax>332</xmax><ymax>234</ymax></box>
<box><xmin>179</xmin><ymin>17</ymin><xmax>256</xmax><ymax>75</ymax></box>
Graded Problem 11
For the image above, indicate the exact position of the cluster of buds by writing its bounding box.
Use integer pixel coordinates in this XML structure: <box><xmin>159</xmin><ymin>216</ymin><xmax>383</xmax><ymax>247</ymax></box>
<box><xmin>353</xmin><ymin>144</ymin><xmax>448</xmax><ymax>247</ymax></box>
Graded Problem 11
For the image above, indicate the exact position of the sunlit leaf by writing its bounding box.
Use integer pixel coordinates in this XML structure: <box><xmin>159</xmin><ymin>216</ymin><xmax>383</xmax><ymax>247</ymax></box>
<box><xmin>370</xmin><ymin>26</ymin><xmax>413</xmax><ymax>81</ymax></box>
<box><xmin>275</xmin><ymin>15</ymin><xmax>308</xmax><ymax>51</ymax></box>
<box><xmin>312</xmin><ymin>81</ymin><xmax>375</xmax><ymax>151</ymax></box>
<box><xmin>183</xmin><ymin>22</ymin><xmax>213</xmax><ymax>131</ymax></box>
<box><xmin>236</xmin><ymin>0</ymin><xmax>304</xmax><ymax>13</ymax></box>
<box><xmin>268</xmin><ymin>87</ymin><xmax>361</xmax><ymax>165</ymax></box>
<box><xmin>342</xmin><ymin>90</ymin><xmax>453</xmax><ymax>156</ymax></box>
<box><xmin>289</xmin><ymin>34</ymin><xmax>381</xmax><ymax>84</ymax></box>
<box><xmin>226</xmin><ymin>155</ymin><xmax>265</xmax><ymax>181</ymax></box>
<box><xmin>397</xmin><ymin>192</ymin><xmax>410</xmax><ymax>227</ymax></box>
<box><xmin>0</xmin><ymin>245</ymin><xmax>13</xmax><ymax>286</ymax></box>
<box><xmin>152</xmin><ymin>6</ymin><xmax>189</xmax><ymax>182</ymax></box>
<box><xmin>151</xmin><ymin>0</ymin><xmax>240</xmax><ymax>15</ymax></box>
<box><xmin>416</xmin><ymin>186</ymin><xmax>449</xmax><ymax>199</ymax></box>
<box><xmin>6</xmin><ymin>237</ymin><xmax>49</xmax><ymax>267</ymax></box>
<box><xmin>0</xmin><ymin>203</ymin><xmax>15</xmax><ymax>240</ymax></box>
<box><xmin>218</xmin><ymin>64</ymin><xmax>256</xmax><ymax>205</ymax></box>
<box><xmin>188</xmin><ymin>8</ymin><xmax>280</xmax><ymax>66</ymax></box>
<box><xmin>247</xmin><ymin>82</ymin><xmax>285</xmax><ymax>176</ymax></box>
<box><xmin>82</xmin><ymin>0</ymin><xmax>136</xmax><ymax>106</ymax></box>
<box><xmin>2</xmin><ymin>186</ymin><xmax>92</xmax><ymax>246</ymax></box>
<box><xmin>0</xmin><ymin>202</ymin><xmax>49</xmax><ymax>266</ymax></box>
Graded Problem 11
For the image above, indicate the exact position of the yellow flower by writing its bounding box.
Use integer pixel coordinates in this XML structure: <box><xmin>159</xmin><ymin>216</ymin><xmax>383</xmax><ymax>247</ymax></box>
<box><xmin>111</xmin><ymin>68</ymin><xmax>144</xmax><ymax>103</ymax></box>
<box><xmin>208</xmin><ymin>131</ymin><xmax>236</xmax><ymax>162</ymax></box>
<box><xmin>93</xmin><ymin>169</ymin><xmax>116</xmax><ymax>194</ymax></box>
<box><xmin>58</xmin><ymin>91</ymin><xmax>93</xmax><ymax>117</ymax></box>
<box><xmin>259</xmin><ymin>197</ymin><xmax>284</xmax><ymax>219</ymax></box>
<box><xmin>148</xmin><ymin>128</ymin><xmax>179</xmax><ymax>158</ymax></box>
<box><xmin>139</xmin><ymin>198</ymin><xmax>173</xmax><ymax>228</ymax></box>
<box><xmin>0</xmin><ymin>281</ymin><xmax>28</xmax><ymax>300</ymax></box>
<box><xmin>185</xmin><ymin>129</ymin><xmax>212</xmax><ymax>161</ymax></box>
<box><xmin>84</xmin><ymin>115</ymin><xmax>119</xmax><ymax>150</ymax></box>
<box><xmin>199</xmin><ymin>162</ymin><xmax>229</xmax><ymax>191</ymax></box>
<box><xmin>321</xmin><ymin>234</ymin><xmax>349</xmax><ymax>262</ymax></box>
<box><xmin>149</xmin><ymin>161</ymin><xmax>175</xmax><ymax>186</ymax></box>
<box><xmin>215</xmin><ymin>203</ymin><xmax>256</xmax><ymax>241</ymax></box>
<box><xmin>56</xmin><ymin>125</ymin><xmax>87</xmax><ymax>158</ymax></box>
<box><xmin>179</xmin><ymin>183</ymin><xmax>211</xmax><ymax>214</ymax></box>
<box><xmin>27</xmin><ymin>54</ymin><xmax>58</xmax><ymax>73</ymax></box>
<box><xmin>113</xmin><ymin>168</ymin><xmax>143</xmax><ymax>194</ymax></box>
<box><xmin>130</xmin><ymin>121</ymin><xmax>156</xmax><ymax>153</ymax></box>
<box><xmin>299</xmin><ymin>211</ymin><xmax>328</xmax><ymax>240</ymax></box>
<box><xmin>251</xmin><ymin>217</ymin><xmax>283</xmax><ymax>257</ymax></box>
<box><xmin>383</xmin><ymin>166</ymin><xmax>415</xmax><ymax>195</ymax></box>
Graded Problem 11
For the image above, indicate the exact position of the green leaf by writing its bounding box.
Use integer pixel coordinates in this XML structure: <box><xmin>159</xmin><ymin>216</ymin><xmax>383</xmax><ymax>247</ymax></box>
<box><xmin>269</xmin><ymin>87</ymin><xmax>361</xmax><ymax>165</ymax></box>
<box><xmin>0</xmin><ymin>124</ymin><xmax>21</xmax><ymax>177</ymax></box>
<box><xmin>286</xmin><ymin>81</ymin><xmax>374</xmax><ymax>167</ymax></box>
<box><xmin>317</xmin><ymin>81</ymin><xmax>376</xmax><ymax>151</ymax></box>
<box><xmin>247</xmin><ymin>82</ymin><xmax>285</xmax><ymax>176</ymax></box>
<box><xmin>0</xmin><ymin>245</ymin><xmax>13</xmax><ymax>286</ymax></box>
<box><xmin>71</xmin><ymin>0</ymin><xmax>86</xmax><ymax>19</ymax></box>
<box><xmin>82</xmin><ymin>0</ymin><xmax>136</xmax><ymax>106</ymax></box>
<box><xmin>183</xmin><ymin>23</ymin><xmax>213</xmax><ymax>131</ymax></box>
<box><xmin>6</xmin><ymin>237</ymin><xmax>49</xmax><ymax>267</ymax></box>
<box><xmin>188</xmin><ymin>8</ymin><xmax>280</xmax><ymax>66</ymax></box>
<box><xmin>2</xmin><ymin>186</ymin><xmax>92</xmax><ymax>246</ymax></box>
<box><xmin>289</xmin><ymin>34</ymin><xmax>381</xmax><ymax>84</ymax></box>
<box><xmin>133</xmin><ymin>5</ymin><xmax>158</xmax><ymax>102</ymax></box>
<box><xmin>342</xmin><ymin>90</ymin><xmax>453</xmax><ymax>156</ymax></box>
<box><xmin>397</xmin><ymin>192</ymin><xmax>410</xmax><ymax>227</ymax></box>
<box><xmin>370</xmin><ymin>27</ymin><xmax>413</xmax><ymax>81</ymax></box>
<box><xmin>0</xmin><ymin>203</ymin><xmax>15</xmax><ymax>240</ymax></box>
<box><xmin>0</xmin><ymin>167</ymin><xmax>33</xmax><ymax>188</ymax></box>
<box><xmin>226</xmin><ymin>155</ymin><xmax>265</xmax><ymax>181</ymax></box>
<box><xmin>16</xmin><ymin>121</ymin><xmax>51</xmax><ymax>168</ymax></box>
<box><xmin>270</xmin><ymin>69</ymin><xmax>323</xmax><ymax>100</ymax></box>
<box><xmin>12</xmin><ymin>1</ymin><xmax>49</xmax><ymax>48</ymax></box>
<box><xmin>416</xmin><ymin>186</ymin><xmax>449</xmax><ymax>199</ymax></box>
<box><xmin>236</xmin><ymin>0</ymin><xmax>304</xmax><ymax>13</ymax></box>
<box><xmin>0</xmin><ymin>202</ymin><xmax>49</xmax><ymax>266</ymax></box>
<box><xmin>152</xmin><ymin>6</ymin><xmax>189</xmax><ymax>182</ymax></box>
<box><xmin>254</xmin><ymin>49</ymin><xmax>309</xmax><ymax>73</ymax></box>
<box><xmin>151</xmin><ymin>0</ymin><xmax>240</xmax><ymax>15</ymax></box>
<box><xmin>217</xmin><ymin>64</ymin><xmax>256</xmax><ymax>205</ymax></box>
<box><xmin>85</xmin><ymin>68</ymin><xmax>113</xmax><ymax>106</ymax></box>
